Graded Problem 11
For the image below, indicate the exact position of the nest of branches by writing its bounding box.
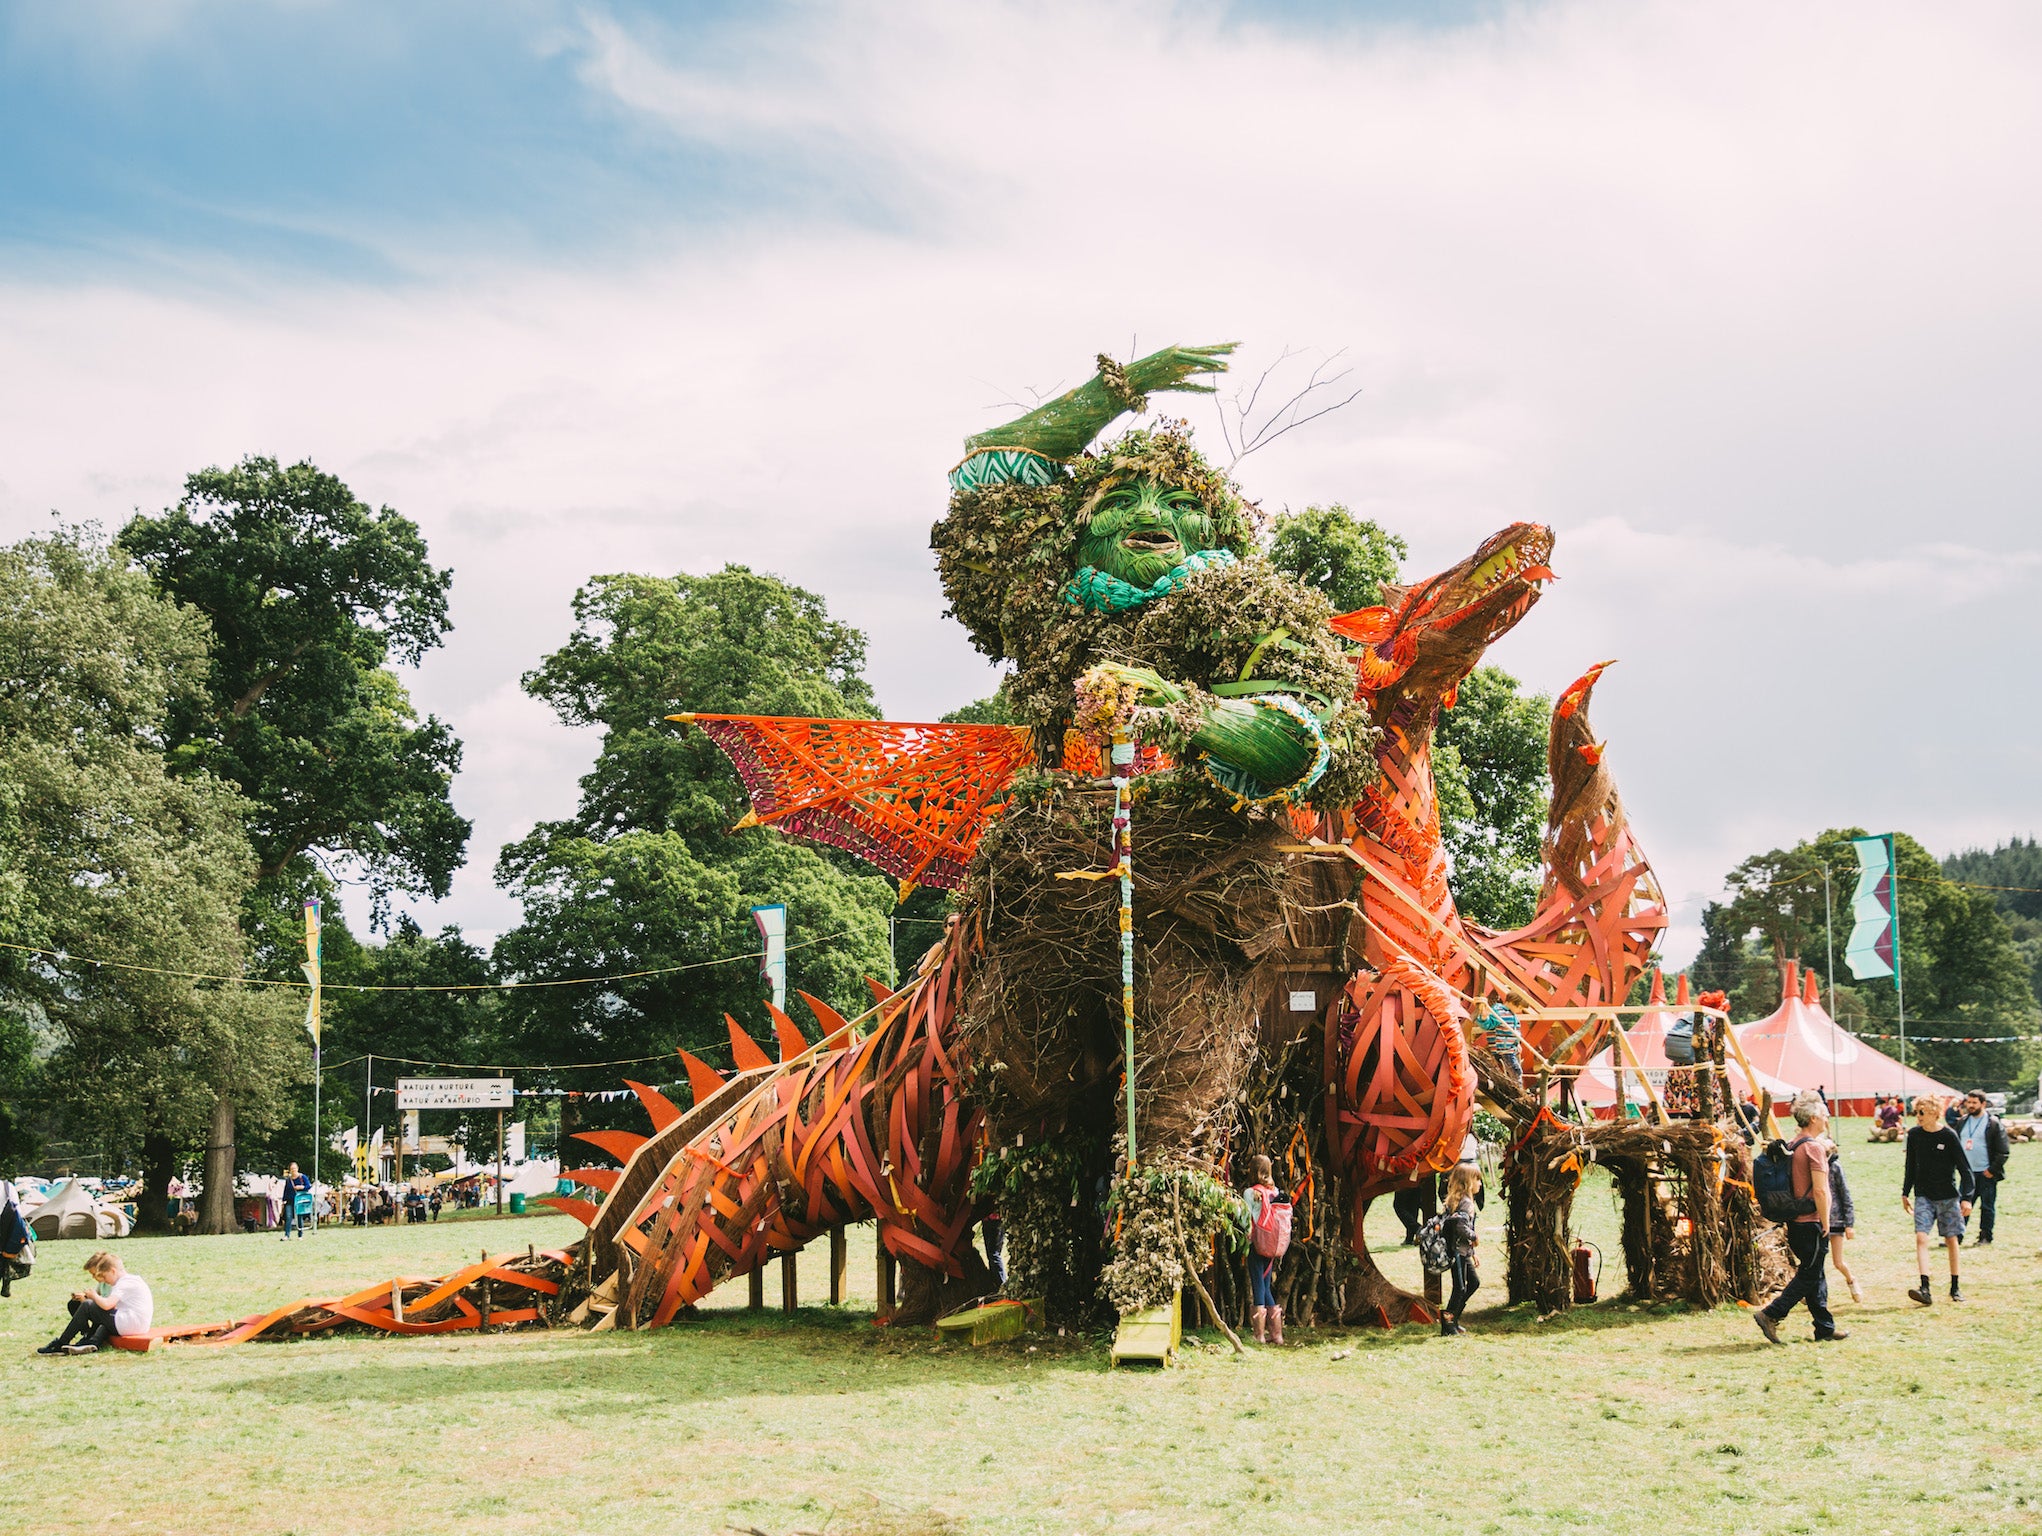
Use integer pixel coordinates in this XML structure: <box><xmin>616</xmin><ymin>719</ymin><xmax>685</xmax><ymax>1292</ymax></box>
<box><xmin>1505</xmin><ymin>1116</ymin><xmax>1759</xmax><ymax>1314</ymax></box>
<box><xmin>957</xmin><ymin>772</ymin><xmax>1308</xmax><ymax>1159</ymax></box>
<box><xmin>1199</xmin><ymin>1028</ymin><xmax>1355</xmax><ymax>1330</ymax></box>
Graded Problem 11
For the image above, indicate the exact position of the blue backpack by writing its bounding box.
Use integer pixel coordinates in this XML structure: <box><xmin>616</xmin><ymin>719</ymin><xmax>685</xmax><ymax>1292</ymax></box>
<box><xmin>1753</xmin><ymin>1137</ymin><xmax>1816</xmax><ymax>1223</ymax></box>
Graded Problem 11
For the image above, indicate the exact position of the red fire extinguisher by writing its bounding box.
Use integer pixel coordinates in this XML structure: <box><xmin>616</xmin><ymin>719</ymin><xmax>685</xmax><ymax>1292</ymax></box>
<box><xmin>1571</xmin><ymin>1238</ymin><xmax>1601</xmax><ymax>1303</ymax></box>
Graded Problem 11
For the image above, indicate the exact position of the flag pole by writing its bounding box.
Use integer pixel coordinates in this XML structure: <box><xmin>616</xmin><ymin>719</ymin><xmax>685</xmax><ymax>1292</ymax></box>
<box><xmin>1889</xmin><ymin>833</ymin><xmax>1907</xmax><ymax>1075</ymax></box>
<box><xmin>304</xmin><ymin>896</ymin><xmax>322</xmax><ymax>1235</ymax></box>
<box><xmin>1821</xmin><ymin>863</ymin><xmax>1836</xmax><ymax>1009</ymax></box>
<box><xmin>1821</xmin><ymin>861</ymin><xmax>1840</xmax><ymax>1101</ymax></box>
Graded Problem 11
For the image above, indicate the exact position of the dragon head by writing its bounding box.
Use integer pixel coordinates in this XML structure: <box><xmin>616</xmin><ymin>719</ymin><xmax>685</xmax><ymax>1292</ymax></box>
<box><xmin>1329</xmin><ymin>522</ymin><xmax>1556</xmax><ymax>714</ymax></box>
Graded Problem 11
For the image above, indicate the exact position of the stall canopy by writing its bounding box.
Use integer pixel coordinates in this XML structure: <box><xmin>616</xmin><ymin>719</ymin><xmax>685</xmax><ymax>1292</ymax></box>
<box><xmin>1735</xmin><ymin>962</ymin><xmax>1953</xmax><ymax>1116</ymax></box>
<box><xmin>1577</xmin><ymin>970</ymin><xmax>1794</xmax><ymax>1114</ymax></box>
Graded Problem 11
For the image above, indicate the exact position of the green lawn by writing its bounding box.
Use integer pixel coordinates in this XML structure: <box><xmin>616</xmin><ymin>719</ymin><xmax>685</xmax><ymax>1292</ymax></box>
<box><xmin>4</xmin><ymin>1127</ymin><xmax>2038</xmax><ymax>1535</ymax></box>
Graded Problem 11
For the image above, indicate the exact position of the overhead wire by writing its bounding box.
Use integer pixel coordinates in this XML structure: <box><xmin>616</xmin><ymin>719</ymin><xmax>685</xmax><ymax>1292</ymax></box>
<box><xmin>0</xmin><ymin>927</ymin><xmax>870</xmax><ymax>993</ymax></box>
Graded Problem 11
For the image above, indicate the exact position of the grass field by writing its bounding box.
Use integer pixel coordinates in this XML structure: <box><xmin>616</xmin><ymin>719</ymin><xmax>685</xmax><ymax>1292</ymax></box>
<box><xmin>4</xmin><ymin>1126</ymin><xmax>2038</xmax><ymax>1535</ymax></box>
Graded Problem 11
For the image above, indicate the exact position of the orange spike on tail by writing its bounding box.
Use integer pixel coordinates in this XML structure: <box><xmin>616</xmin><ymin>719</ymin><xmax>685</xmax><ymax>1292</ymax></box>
<box><xmin>725</xmin><ymin>1013</ymin><xmax>773</xmax><ymax>1072</ymax></box>
<box><xmin>1675</xmin><ymin>973</ymin><xmax>1691</xmax><ymax>1007</ymax></box>
<box><xmin>1649</xmin><ymin>968</ymin><xmax>1665</xmax><ymax>1005</ymax></box>
<box><xmin>624</xmin><ymin>1079</ymin><xmax>682</xmax><ymax>1132</ymax></box>
<box><xmin>798</xmin><ymin>989</ymin><xmax>853</xmax><ymax>1047</ymax></box>
<box><xmin>766</xmin><ymin>1001</ymin><xmax>810</xmax><ymax>1062</ymax></box>
<box><xmin>865</xmin><ymin>976</ymin><xmax>895</xmax><ymax>1007</ymax></box>
<box><xmin>572</xmin><ymin>1129</ymin><xmax>648</xmax><ymax>1164</ymax></box>
<box><xmin>563</xmin><ymin>1167</ymin><xmax>620</xmax><ymax>1194</ymax></box>
<box><xmin>677</xmin><ymin>1049</ymin><xmax>727</xmax><ymax>1106</ymax></box>
<box><xmin>534</xmin><ymin>1195</ymin><xmax>600</xmax><ymax>1228</ymax></box>
<box><xmin>1803</xmin><ymin>968</ymin><xmax>1820</xmax><ymax>1006</ymax></box>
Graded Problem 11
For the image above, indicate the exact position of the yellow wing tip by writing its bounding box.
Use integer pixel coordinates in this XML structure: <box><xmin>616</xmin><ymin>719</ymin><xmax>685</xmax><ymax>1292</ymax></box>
<box><xmin>733</xmin><ymin>811</ymin><xmax>760</xmax><ymax>830</ymax></box>
<box><xmin>664</xmin><ymin>713</ymin><xmax>695</xmax><ymax>722</ymax></box>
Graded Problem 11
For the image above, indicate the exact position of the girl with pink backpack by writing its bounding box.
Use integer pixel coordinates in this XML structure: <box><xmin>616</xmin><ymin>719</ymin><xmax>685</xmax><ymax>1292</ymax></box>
<box><xmin>1243</xmin><ymin>1155</ymin><xmax>1293</xmax><ymax>1344</ymax></box>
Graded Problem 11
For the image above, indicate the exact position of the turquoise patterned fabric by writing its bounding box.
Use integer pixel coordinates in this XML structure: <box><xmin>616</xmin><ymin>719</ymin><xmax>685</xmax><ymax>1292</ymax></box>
<box><xmin>948</xmin><ymin>447</ymin><xmax>1062</xmax><ymax>492</ymax></box>
<box><xmin>1063</xmin><ymin>548</ymin><xmax>1237</xmax><ymax>613</ymax></box>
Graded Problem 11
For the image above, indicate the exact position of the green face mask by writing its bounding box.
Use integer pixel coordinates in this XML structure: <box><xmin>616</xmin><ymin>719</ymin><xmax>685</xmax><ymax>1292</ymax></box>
<box><xmin>1074</xmin><ymin>477</ymin><xmax>1216</xmax><ymax>589</ymax></box>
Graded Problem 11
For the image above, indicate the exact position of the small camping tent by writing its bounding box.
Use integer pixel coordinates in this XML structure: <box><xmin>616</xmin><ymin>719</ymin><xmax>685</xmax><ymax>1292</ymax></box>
<box><xmin>28</xmin><ymin>1178</ymin><xmax>130</xmax><ymax>1240</ymax></box>
<box><xmin>1736</xmin><ymin>962</ymin><xmax>1953</xmax><ymax>1116</ymax></box>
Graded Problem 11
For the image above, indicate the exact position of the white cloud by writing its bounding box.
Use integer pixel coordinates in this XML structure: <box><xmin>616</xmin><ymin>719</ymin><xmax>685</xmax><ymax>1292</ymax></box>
<box><xmin>3</xmin><ymin>0</ymin><xmax>2038</xmax><ymax>954</ymax></box>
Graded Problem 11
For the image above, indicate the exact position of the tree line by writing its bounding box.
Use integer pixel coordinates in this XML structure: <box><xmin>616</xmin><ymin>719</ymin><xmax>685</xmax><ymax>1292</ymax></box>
<box><xmin>1686</xmin><ymin>833</ymin><xmax>2041</xmax><ymax>1094</ymax></box>
<box><xmin>15</xmin><ymin>456</ymin><xmax>1844</xmax><ymax>1221</ymax></box>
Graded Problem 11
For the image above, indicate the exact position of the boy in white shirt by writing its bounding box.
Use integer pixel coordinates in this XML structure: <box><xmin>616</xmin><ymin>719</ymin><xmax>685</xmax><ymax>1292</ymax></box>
<box><xmin>36</xmin><ymin>1250</ymin><xmax>152</xmax><ymax>1355</ymax></box>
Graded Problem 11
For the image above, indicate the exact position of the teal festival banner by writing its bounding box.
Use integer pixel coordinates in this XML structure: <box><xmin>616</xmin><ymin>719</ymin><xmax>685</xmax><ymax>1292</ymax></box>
<box><xmin>1844</xmin><ymin>835</ymin><xmax>1895</xmax><ymax>981</ymax></box>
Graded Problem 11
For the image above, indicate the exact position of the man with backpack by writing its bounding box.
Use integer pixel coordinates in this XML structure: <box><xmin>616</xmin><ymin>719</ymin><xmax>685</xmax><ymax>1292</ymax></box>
<box><xmin>1753</xmin><ymin>1092</ymin><xmax>1846</xmax><ymax>1344</ymax></box>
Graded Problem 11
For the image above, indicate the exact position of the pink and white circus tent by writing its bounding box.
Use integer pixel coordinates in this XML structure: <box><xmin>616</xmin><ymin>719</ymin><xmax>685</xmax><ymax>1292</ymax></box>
<box><xmin>1578</xmin><ymin>963</ymin><xmax>1955</xmax><ymax>1117</ymax></box>
<box><xmin>1576</xmin><ymin>971</ymin><xmax>1793</xmax><ymax>1113</ymax></box>
<box><xmin>1734</xmin><ymin>962</ymin><xmax>1953</xmax><ymax>1117</ymax></box>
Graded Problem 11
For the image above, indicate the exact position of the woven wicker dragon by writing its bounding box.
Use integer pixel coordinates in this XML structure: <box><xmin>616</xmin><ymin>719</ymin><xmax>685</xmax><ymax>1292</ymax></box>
<box><xmin>151</xmin><ymin>346</ymin><xmax>1668</xmax><ymax>1346</ymax></box>
<box><xmin>579</xmin><ymin>344</ymin><xmax>1671</xmax><ymax>1331</ymax></box>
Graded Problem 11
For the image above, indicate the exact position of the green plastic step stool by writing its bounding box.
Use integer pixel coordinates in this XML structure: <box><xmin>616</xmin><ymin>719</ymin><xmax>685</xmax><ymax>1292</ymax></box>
<box><xmin>1110</xmin><ymin>1286</ymin><xmax>1181</xmax><ymax>1368</ymax></box>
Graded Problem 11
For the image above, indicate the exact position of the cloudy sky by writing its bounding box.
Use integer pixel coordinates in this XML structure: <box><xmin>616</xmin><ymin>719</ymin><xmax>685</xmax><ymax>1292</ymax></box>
<box><xmin>3</xmin><ymin>0</ymin><xmax>2036</xmax><ymax>960</ymax></box>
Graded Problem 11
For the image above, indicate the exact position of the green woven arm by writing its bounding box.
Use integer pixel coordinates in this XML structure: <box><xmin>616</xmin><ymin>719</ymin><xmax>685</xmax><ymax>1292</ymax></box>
<box><xmin>966</xmin><ymin>344</ymin><xmax>1237</xmax><ymax>462</ymax></box>
<box><xmin>1091</xmin><ymin>662</ymin><xmax>1326</xmax><ymax>802</ymax></box>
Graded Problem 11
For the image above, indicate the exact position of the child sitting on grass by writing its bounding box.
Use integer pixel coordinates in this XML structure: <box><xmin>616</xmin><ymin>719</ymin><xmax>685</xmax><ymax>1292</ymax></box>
<box><xmin>36</xmin><ymin>1250</ymin><xmax>152</xmax><ymax>1356</ymax></box>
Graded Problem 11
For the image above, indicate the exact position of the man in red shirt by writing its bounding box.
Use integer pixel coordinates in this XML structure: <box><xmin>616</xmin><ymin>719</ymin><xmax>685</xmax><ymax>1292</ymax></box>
<box><xmin>1755</xmin><ymin>1092</ymin><xmax>1847</xmax><ymax>1344</ymax></box>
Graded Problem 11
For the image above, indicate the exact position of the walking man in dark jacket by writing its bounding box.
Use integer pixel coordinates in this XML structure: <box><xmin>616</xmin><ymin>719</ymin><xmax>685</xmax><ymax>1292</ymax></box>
<box><xmin>1755</xmin><ymin>1092</ymin><xmax>1844</xmax><ymax>1344</ymax></box>
<box><xmin>1955</xmin><ymin>1090</ymin><xmax>2010</xmax><ymax>1246</ymax></box>
<box><xmin>1903</xmin><ymin>1095</ymin><xmax>1975</xmax><ymax>1304</ymax></box>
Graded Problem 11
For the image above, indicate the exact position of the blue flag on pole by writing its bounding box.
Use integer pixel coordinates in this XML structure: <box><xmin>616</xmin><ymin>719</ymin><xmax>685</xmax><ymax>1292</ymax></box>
<box><xmin>1845</xmin><ymin>836</ymin><xmax>1895</xmax><ymax>981</ymax></box>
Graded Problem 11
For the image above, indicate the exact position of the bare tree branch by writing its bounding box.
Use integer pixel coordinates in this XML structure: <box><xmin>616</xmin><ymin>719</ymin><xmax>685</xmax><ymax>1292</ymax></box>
<box><xmin>1211</xmin><ymin>346</ymin><xmax>1365</xmax><ymax>469</ymax></box>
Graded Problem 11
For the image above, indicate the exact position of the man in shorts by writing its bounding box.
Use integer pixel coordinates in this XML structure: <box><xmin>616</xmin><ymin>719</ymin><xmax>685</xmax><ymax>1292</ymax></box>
<box><xmin>1902</xmin><ymin>1094</ymin><xmax>1975</xmax><ymax>1305</ymax></box>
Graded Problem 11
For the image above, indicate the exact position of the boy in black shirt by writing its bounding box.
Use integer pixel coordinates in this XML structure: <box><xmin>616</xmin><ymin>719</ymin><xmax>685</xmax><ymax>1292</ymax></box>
<box><xmin>1901</xmin><ymin>1095</ymin><xmax>1974</xmax><ymax>1305</ymax></box>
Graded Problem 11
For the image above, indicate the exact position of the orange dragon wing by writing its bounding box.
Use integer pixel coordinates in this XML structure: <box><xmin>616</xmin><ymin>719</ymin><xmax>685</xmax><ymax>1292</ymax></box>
<box><xmin>671</xmin><ymin>714</ymin><xmax>1092</xmax><ymax>894</ymax></box>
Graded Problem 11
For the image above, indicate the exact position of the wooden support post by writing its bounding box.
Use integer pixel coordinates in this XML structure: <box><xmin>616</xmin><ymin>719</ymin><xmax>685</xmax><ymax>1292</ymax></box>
<box><xmin>829</xmin><ymin>1226</ymin><xmax>847</xmax><ymax>1305</ymax></box>
<box><xmin>877</xmin><ymin>1239</ymin><xmax>897</xmax><ymax>1319</ymax></box>
<box><xmin>1606</xmin><ymin>1015</ymin><xmax>1626</xmax><ymax>1119</ymax></box>
<box><xmin>1612</xmin><ymin>1019</ymin><xmax>1673</xmax><ymax>1127</ymax></box>
<box><xmin>747</xmin><ymin>1266</ymin><xmax>764</xmax><ymax>1312</ymax></box>
<box><xmin>1720</xmin><ymin>1013</ymin><xmax>1767</xmax><ymax>1122</ymax></box>
<box><xmin>781</xmin><ymin>1251</ymin><xmax>798</xmax><ymax>1314</ymax></box>
<box><xmin>390</xmin><ymin>1278</ymin><xmax>405</xmax><ymax>1323</ymax></box>
<box><xmin>479</xmin><ymin>1247</ymin><xmax>493</xmax><ymax>1330</ymax></box>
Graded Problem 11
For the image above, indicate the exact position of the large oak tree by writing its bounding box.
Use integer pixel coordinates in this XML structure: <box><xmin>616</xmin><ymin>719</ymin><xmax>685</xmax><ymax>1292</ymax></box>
<box><xmin>120</xmin><ymin>457</ymin><xmax>469</xmax><ymax>909</ymax></box>
<box><xmin>0</xmin><ymin>530</ymin><xmax>300</xmax><ymax>1228</ymax></box>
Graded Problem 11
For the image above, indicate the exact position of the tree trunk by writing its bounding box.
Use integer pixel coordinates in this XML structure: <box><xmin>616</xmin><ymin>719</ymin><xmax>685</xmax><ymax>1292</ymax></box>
<box><xmin>892</xmin><ymin>1247</ymin><xmax>994</xmax><ymax>1326</ymax></box>
<box><xmin>197</xmin><ymin>1094</ymin><xmax>239</xmax><ymax>1235</ymax></box>
<box><xmin>1339</xmin><ymin>1195</ymin><xmax>1437</xmax><ymax>1326</ymax></box>
<box><xmin>136</xmin><ymin>1127</ymin><xmax>178</xmax><ymax>1235</ymax></box>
